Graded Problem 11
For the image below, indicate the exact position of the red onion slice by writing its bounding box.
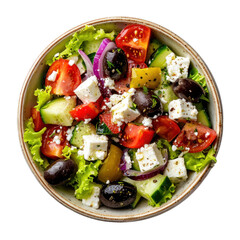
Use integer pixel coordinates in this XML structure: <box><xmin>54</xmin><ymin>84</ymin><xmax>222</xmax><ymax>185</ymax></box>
<box><xmin>78</xmin><ymin>49</ymin><xmax>94</xmax><ymax>81</ymax></box>
<box><xmin>119</xmin><ymin>149</ymin><xmax>130</xmax><ymax>172</ymax></box>
<box><xmin>123</xmin><ymin>148</ymin><xmax>169</xmax><ymax>181</ymax></box>
<box><xmin>93</xmin><ymin>38</ymin><xmax>116</xmax><ymax>79</ymax></box>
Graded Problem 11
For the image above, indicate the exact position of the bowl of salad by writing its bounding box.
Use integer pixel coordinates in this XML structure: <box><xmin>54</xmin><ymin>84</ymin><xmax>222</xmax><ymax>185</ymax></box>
<box><xmin>18</xmin><ymin>17</ymin><xmax>223</xmax><ymax>221</ymax></box>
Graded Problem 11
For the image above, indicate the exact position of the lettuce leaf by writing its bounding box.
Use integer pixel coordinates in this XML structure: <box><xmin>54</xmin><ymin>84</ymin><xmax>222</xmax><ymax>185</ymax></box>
<box><xmin>63</xmin><ymin>146</ymin><xmax>102</xmax><ymax>199</ymax></box>
<box><xmin>34</xmin><ymin>86</ymin><xmax>52</xmax><ymax>111</ymax></box>
<box><xmin>157</xmin><ymin>139</ymin><xmax>181</xmax><ymax>160</ymax></box>
<box><xmin>23</xmin><ymin>118</ymin><xmax>49</xmax><ymax>168</ymax></box>
<box><xmin>184</xmin><ymin>147</ymin><xmax>217</xmax><ymax>172</ymax></box>
<box><xmin>46</xmin><ymin>25</ymin><xmax>116</xmax><ymax>66</ymax></box>
<box><xmin>188</xmin><ymin>67</ymin><xmax>209</xmax><ymax>94</ymax></box>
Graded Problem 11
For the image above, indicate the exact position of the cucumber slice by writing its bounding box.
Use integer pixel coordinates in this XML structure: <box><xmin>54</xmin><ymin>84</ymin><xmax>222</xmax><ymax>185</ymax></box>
<box><xmin>70</xmin><ymin>121</ymin><xmax>96</xmax><ymax>148</ymax></box>
<box><xmin>40</xmin><ymin>97</ymin><xmax>76</xmax><ymax>126</ymax></box>
<box><xmin>146</xmin><ymin>39</ymin><xmax>162</xmax><ymax>61</ymax></box>
<box><xmin>197</xmin><ymin>109</ymin><xmax>211</xmax><ymax>127</ymax></box>
<box><xmin>148</xmin><ymin>45</ymin><xmax>173</xmax><ymax>69</ymax></box>
<box><xmin>130</xmin><ymin>192</ymin><xmax>142</xmax><ymax>209</ymax></box>
<box><xmin>155</xmin><ymin>85</ymin><xmax>178</xmax><ymax>112</ymax></box>
<box><xmin>123</xmin><ymin>174</ymin><xmax>175</xmax><ymax>206</ymax></box>
<box><xmin>128</xmin><ymin>149</ymin><xmax>140</xmax><ymax>171</ymax></box>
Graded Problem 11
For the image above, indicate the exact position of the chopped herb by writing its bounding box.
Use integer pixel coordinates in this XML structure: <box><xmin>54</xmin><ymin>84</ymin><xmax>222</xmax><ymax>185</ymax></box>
<box><xmin>194</xmin><ymin>128</ymin><xmax>198</xmax><ymax>133</ymax></box>
<box><xmin>143</xmin><ymin>86</ymin><xmax>148</xmax><ymax>94</ymax></box>
<box><xmin>107</xmin><ymin>60</ymin><xmax>115</xmax><ymax>69</ymax></box>
<box><xmin>49</xmin><ymin>131</ymin><xmax>56</xmax><ymax>138</ymax></box>
<box><xmin>117</xmin><ymin>48</ymin><xmax>122</xmax><ymax>53</ymax></box>
<box><xmin>152</xmin><ymin>94</ymin><xmax>159</xmax><ymax>99</ymax></box>
<box><xmin>131</xmin><ymin>122</ymin><xmax>143</xmax><ymax>126</ymax></box>
<box><xmin>152</xmin><ymin>98</ymin><xmax>157</xmax><ymax>108</ymax></box>
<box><xmin>116</xmin><ymin>69</ymin><xmax>121</xmax><ymax>74</ymax></box>
<box><xmin>130</xmin><ymin>103</ymin><xmax>137</xmax><ymax>110</ymax></box>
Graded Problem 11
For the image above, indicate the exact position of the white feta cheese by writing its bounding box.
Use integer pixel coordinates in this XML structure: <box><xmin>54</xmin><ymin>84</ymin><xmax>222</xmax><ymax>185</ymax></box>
<box><xmin>84</xmin><ymin>118</ymin><xmax>91</xmax><ymax>124</ymax></box>
<box><xmin>142</xmin><ymin>117</ymin><xmax>153</xmax><ymax>128</ymax></box>
<box><xmin>104</xmin><ymin>77</ymin><xmax>115</xmax><ymax>89</ymax></box>
<box><xmin>135</xmin><ymin>143</ymin><xmax>166</xmax><ymax>172</ymax></box>
<box><xmin>68</xmin><ymin>59</ymin><xmax>75</xmax><ymax>66</ymax></box>
<box><xmin>66</xmin><ymin>127</ymin><xmax>74</xmax><ymax>141</ymax></box>
<box><xmin>111</xmin><ymin>95</ymin><xmax>140</xmax><ymax>126</ymax></box>
<box><xmin>47</xmin><ymin>70</ymin><xmax>58</xmax><ymax>82</ymax></box>
<box><xmin>74</xmin><ymin>75</ymin><xmax>101</xmax><ymax>104</ymax></box>
<box><xmin>123</xmin><ymin>151</ymin><xmax>132</xmax><ymax>170</ymax></box>
<box><xmin>172</xmin><ymin>145</ymin><xmax>177</xmax><ymax>151</ymax></box>
<box><xmin>166</xmin><ymin>52</ymin><xmax>190</xmax><ymax>83</ymax></box>
<box><xmin>168</xmin><ymin>98</ymin><xmax>198</xmax><ymax>120</ymax></box>
<box><xmin>164</xmin><ymin>157</ymin><xmax>188</xmax><ymax>183</ymax></box>
<box><xmin>54</xmin><ymin>52</ymin><xmax>59</xmax><ymax>58</ymax></box>
<box><xmin>52</xmin><ymin>135</ymin><xmax>60</xmax><ymax>145</ymax></box>
<box><xmin>82</xmin><ymin>186</ymin><xmax>101</xmax><ymax>209</ymax></box>
<box><xmin>82</xmin><ymin>134</ymin><xmax>108</xmax><ymax>161</ymax></box>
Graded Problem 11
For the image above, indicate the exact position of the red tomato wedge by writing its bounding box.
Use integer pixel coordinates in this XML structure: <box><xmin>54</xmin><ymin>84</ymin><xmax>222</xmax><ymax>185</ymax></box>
<box><xmin>114</xmin><ymin>60</ymin><xmax>147</xmax><ymax>94</ymax></box>
<box><xmin>152</xmin><ymin>116</ymin><xmax>180</xmax><ymax>142</ymax></box>
<box><xmin>70</xmin><ymin>97</ymin><xmax>103</xmax><ymax>121</ymax></box>
<box><xmin>31</xmin><ymin>107</ymin><xmax>45</xmax><ymax>132</ymax></box>
<box><xmin>99</xmin><ymin>112</ymin><xmax>122</xmax><ymax>134</ymax></box>
<box><xmin>120</xmin><ymin>123</ymin><xmax>155</xmax><ymax>148</ymax></box>
<box><xmin>45</xmin><ymin>59</ymin><xmax>81</xmax><ymax>96</ymax></box>
<box><xmin>41</xmin><ymin>125</ymin><xmax>70</xmax><ymax>159</ymax></box>
<box><xmin>173</xmin><ymin>122</ymin><xmax>217</xmax><ymax>153</ymax></box>
<box><xmin>115</xmin><ymin>24</ymin><xmax>151</xmax><ymax>63</ymax></box>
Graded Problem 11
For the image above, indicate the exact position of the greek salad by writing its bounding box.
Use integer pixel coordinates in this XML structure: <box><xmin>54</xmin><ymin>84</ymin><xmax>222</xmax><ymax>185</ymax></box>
<box><xmin>24</xmin><ymin>24</ymin><xmax>217</xmax><ymax>209</ymax></box>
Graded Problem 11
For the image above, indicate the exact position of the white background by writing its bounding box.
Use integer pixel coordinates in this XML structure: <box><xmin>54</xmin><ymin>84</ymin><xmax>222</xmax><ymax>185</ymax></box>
<box><xmin>1</xmin><ymin>0</ymin><xmax>239</xmax><ymax>239</ymax></box>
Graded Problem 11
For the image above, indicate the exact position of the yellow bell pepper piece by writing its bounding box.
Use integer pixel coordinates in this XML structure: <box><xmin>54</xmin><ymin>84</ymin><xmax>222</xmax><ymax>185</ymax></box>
<box><xmin>130</xmin><ymin>67</ymin><xmax>161</xmax><ymax>89</ymax></box>
<box><xmin>98</xmin><ymin>144</ymin><xmax>123</xmax><ymax>183</ymax></box>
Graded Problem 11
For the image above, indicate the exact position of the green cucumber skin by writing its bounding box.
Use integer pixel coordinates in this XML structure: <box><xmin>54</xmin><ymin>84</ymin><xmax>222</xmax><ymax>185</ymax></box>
<box><xmin>70</xmin><ymin>121</ymin><xmax>96</xmax><ymax>148</ymax></box>
<box><xmin>149</xmin><ymin>45</ymin><xmax>172</xmax><ymax>69</ymax></box>
<box><xmin>40</xmin><ymin>97</ymin><xmax>76</xmax><ymax>126</ymax></box>
<box><xmin>197</xmin><ymin>109</ymin><xmax>211</xmax><ymax>128</ymax></box>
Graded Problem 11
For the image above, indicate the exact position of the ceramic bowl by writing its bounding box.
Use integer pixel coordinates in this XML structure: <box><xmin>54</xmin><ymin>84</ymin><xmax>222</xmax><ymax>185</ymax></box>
<box><xmin>18</xmin><ymin>17</ymin><xmax>223</xmax><ymax>222</ymax></box>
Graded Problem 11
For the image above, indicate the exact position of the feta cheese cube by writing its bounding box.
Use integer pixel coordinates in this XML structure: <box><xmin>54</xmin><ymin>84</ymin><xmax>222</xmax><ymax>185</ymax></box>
<box><xmin>82</xmin><ymin>134</ymin><xmax>108</xmax><ymax>161</ymax></box>
<box><xmin>135</xmin><ymin>143</ymin><xmax>166</xmax><ymax>172</ymax></box>
<box><xmin>168</xmin><ymin>98</ymin><xmax>198</xmax><ymax>120</ymax></box>
<box><xmin>111</xmin><ymin>95</ymin><xmax>140</xmax><ymax>126</ymax></box>
<box><xmin>47</xmin><ymin>70</ymin><xmax>58</xmax><ymax>82</ymax></box>
<box><xmin>123</xmin><ymin>151</ymin><xmax>132</xmax><ymax>170</ymax></box>
<box><xmin>166</xmin><ymin>52</ymin><xmax>190</xmax><ymax>82</ymax></box>
<box><xmin>82</xmin><ymin>186</ymin><xmax>101</xmax><ymax>209</ymax></box>
<box><xmin>104</xmin><ymin>77</ymin><xmax>115</xmax><ymax>89</ymax></box>
<box><xmin>142</xmin><ymin>117</ymin><xmax>153</xmax><ymax>128</ymax></box>
<box><xmin>74</xmin><ymin>75</ymin><xmax>101</xmax><ymax>104</ymax></box>
<box><xmin>164</xmin><ymin>157</ymin><xmax>187</xmax><ymax>183</ymax></box>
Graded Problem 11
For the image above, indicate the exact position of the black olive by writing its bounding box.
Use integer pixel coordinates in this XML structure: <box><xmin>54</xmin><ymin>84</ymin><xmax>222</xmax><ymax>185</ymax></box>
<box><xmin>132</xmin><ymin>89</ymin><xmax>163</xmax><ymax>117</ymax></box>
<box><xmin>103</xmin><ymin>48</ymin><xmax>128</xmax><ymax>81</ymax></box>
<box><xmin>44</xmin><ymin>159</ymin><xmax>77</xmax><ymax>185</ymax></box>
<box><xmin>172</xmin><ymin>78</ymin><xmax>205</xmax><ymax>103</ymax></box>
<box><xmin>100</xmin><ymin>181</ymin><xmax>137</xmax><ymax>209</ymax></box>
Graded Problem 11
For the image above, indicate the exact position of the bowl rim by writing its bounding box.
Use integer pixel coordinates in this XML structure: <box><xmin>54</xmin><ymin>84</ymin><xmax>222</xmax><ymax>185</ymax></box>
<box><xmin>18</xmin><ymin>16</ymin><xmax>223</xmax><ymax>222</ymax></box>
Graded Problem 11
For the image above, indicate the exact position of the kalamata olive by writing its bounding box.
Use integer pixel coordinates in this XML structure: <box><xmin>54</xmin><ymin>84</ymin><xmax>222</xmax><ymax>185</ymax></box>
<box><xmin>132</xmin><ymin>89</ymin><xmax>163</xmax><ymax>117</ymax></box>
<box><xmin>44</xmin><ymin>159</ymin><xmax>77</xmax><ymax>185</ymax></box>
<box><xmin>100</xmin><ymin>181</ymin><xmax>137</xmax><ymax>209</ymax></box>
<box><xmin>103</xmin><ymin>48</ymin><xmax>128</xmax><ymax>81</ymax></box>
<box><xmin>172</xmin><ymin>78</ymin><xmax>205</xmax><ymax>103</ymax></box>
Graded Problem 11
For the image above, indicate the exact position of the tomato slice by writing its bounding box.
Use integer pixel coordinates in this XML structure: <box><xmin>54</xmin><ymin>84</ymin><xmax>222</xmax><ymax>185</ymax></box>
<box><xmin>41</xmin><ymin>125</ymin><xmax>70</xmax><ymax>159</ymax></box>
<box><xmin>152</xmin><ymin>116</ymin><xmax>180</xmax><ymax>142</ymax></box>
<box><xmin>120</xmin><ymin>123</ymin><xmax>155</xmax><ymax>148</ymax></box>
<box><xmin>173</xmin><ymin>122</ymin><xmax>217</xmax><ymax>153</ymax></box>
<box><xmin>45</xmin><ymin>59</ymin><xmax>81</xmax><ymax>96</ymax></box>
<box><xmin>114</xmin><ymin>60</ymin><xmax>147</xmax><ymax>94</ymax></box>
<box><xmin>70</xmin><ymin>97</ymin><xmax>103</xmax><ymax>121</ymax></box>
<box><xmin>31</xmin><ymin>107</ymin><xmax>46</xmax><ymax>132</ymax></box>
<box><xmin>99</xmin><ymin>111</ymin><xmax>123</xmax><ymax>134</ymax></box>
<box><xmin>116</xmin><ymin>24</ymin><xmax>151</xmax><ymax>63</ymax></box>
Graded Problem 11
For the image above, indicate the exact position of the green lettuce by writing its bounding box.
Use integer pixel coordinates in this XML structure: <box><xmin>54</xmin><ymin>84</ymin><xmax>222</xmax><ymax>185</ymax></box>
<box><xmin>157</xmin><ymin>139</ymin><xmax>181</xmax><ymax>160</ymax></box>
<box><xmin>184</xmin><ymin>147</ymin><xmax>217</xmax><ymax>172</ymax></box>
<box><xmin>34</xmin><ymin>86</ymin><xmax>52</xmax><ymax>111</ymax></box>
<box><xmin>46</xmin><ymin>25</ymin><xmax>117</xmax><ymax>65</ymax></box>
<box><xmin>188</xmin><ymin>67</ymin><xmax>209</xmax><ymax>94</ymax></box>
<box><xmin>23</xmin><ymin>118</ymin><xmax>49</xmax><ymax>168</ymax></box>
<box><xmin>63</xmin><ymin>146</ymin><xmax>102</xmax><ymax>199</ymax></box>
